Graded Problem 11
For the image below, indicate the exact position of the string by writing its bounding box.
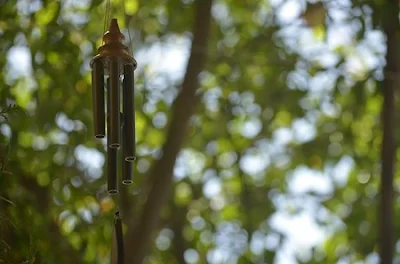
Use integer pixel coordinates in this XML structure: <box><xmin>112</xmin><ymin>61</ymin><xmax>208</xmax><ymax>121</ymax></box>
<box><xmin>107</xmin><ymin>0</ymin><xmax>112</xmax><ymax>26</ymax></box>
<box><xmin>122</xmin><ymin>0</ymin><xmax>134</xmax><ymax>55</ymax></box>
<box><xmin>102</xmin><ymin>0</ymin><xmax>111</xmax><ymax>44</ymax></box>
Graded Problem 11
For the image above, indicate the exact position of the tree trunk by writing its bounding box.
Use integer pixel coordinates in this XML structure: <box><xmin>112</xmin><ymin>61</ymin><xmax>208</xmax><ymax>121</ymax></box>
<box><xmin>124</xmin><ymin>0</ymin><xmax>214</xmax><ymax>263</ymax></box>
<box><xmin>379</xmin><ymin>0</ymin><xmax>399</xmax><ymax>263</ymax></box>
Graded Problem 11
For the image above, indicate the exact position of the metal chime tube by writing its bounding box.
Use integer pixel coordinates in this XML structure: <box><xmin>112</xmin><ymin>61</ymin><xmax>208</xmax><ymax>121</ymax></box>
<box><xmin>121</xmin><ymin>134</ymin><xmax>133</xmax><ymax>185</ymax></box>
<box><xmin>122</xmin><ymin>64</ymin><xmax>136</xmax><ymax>162</ymax></box>
<box><xmin>107</xmin><ymin>78</ymin><xmax>118</xmax><ymax>194</ymax></box>
<box><xmin>91</xmin><ymin>59</ymin><xmax>105</xmax><ymax>138</ymax></box>
<box><xmin>109</xmin><ymin>58</ymin><xmax>121</xmax><ymax>149</ymax></box>
<box><xmin>107</xmin><ymin>146</ymin><xmax>118</xmax><ymax>194</ymax></box>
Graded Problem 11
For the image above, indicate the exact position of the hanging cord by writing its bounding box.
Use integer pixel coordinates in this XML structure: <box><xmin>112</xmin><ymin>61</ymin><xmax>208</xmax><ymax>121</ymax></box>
<box><xmin>114</xmin><ymin>211</ymin><xmax>124</xmax><ymax>264</ymax></box>
<box><xmin>102</xmin><ymin>0</ymin><xmax>112</xmax><ymax>43</ymax></box>
<box><xmin>122</xmin><ymin>0</ymin><xmax>134</xmax><ymax>55</ymax></box>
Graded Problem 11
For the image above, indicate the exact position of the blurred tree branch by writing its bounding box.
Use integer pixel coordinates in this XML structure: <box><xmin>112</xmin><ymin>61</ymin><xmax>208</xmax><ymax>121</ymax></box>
<box><xmin>124</xmin><ymin>0</ymin><xmax>213</xmax><ymax>263</ymax></box>
<box><xmin>0</xmin><ymin>104</ymin><xmax>25</xmax><ymax>122</ymax></box>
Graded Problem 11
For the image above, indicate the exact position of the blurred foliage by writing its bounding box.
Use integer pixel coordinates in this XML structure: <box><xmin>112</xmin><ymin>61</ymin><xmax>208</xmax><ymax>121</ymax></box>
<box><xmin>0</xmin><ymin>0</ymin><xmax>396</xmax><ymax>263</ymax></box>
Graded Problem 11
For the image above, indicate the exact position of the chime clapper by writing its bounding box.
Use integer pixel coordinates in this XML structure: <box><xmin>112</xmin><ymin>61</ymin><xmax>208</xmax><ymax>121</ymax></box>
<box><xmin>91</xmin><ymin>18</ymin><xmax>137</xmax><ymax>194</ymax></box>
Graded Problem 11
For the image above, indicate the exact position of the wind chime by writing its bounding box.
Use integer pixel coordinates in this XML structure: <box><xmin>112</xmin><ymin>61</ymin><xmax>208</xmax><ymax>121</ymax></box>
<box><xmin>91</xmin><ymin>18</ymin><xmax>137</xmax><ymax>195</ymax></box>
<box><xmin>90</xmin><ymin>14</ymin><xmax>137</xmax><ymax>264</ymax></box>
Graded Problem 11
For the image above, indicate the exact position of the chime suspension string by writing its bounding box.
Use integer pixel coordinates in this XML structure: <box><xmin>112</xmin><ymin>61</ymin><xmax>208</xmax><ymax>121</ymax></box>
<box><xmin>122</xmin><ymin>0</ymin><xmax>134</xmax><ymax>55</ymax></box>
<box><xmin>103</xmin><ymin>0</ymin><xmax>112</xmax><ymax>43</ymax></box>
<box><xmin>127</xmin><ymin>26</ymin><xmax>133</xmax><ymax>55</ymax></box>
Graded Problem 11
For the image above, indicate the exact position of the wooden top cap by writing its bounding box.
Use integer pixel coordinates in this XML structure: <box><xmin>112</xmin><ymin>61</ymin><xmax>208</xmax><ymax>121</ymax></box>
<box><xmin>91</xmin><ymin>18</ymin><xmax>137</xmax><ymax>68</ymax></box>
